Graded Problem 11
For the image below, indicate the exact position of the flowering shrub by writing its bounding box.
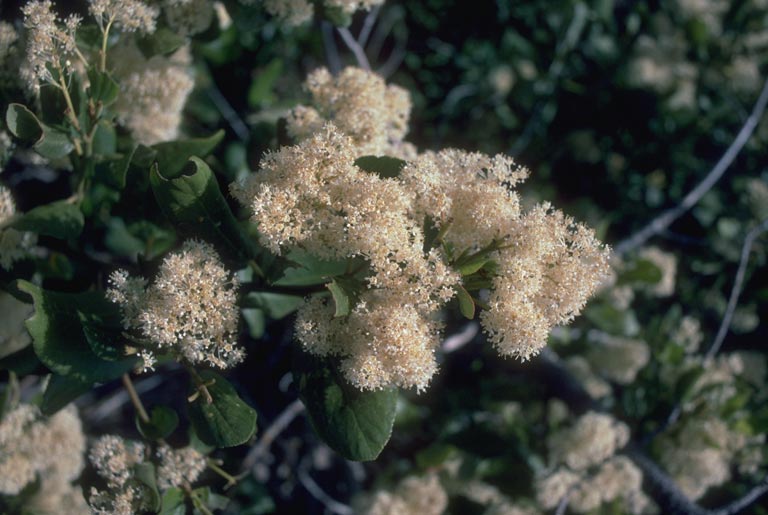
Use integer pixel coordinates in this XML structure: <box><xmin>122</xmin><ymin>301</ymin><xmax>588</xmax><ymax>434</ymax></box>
<box><xmin>0</xmin><ymin>0</ymin><xmax>767</xmax><ymax>514</ymax></box>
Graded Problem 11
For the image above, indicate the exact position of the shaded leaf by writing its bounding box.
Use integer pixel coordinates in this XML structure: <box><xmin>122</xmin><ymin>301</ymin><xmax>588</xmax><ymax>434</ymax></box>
<box><xmin>137</xmin><ymin>405</ymin><xmax>180</xmax><ymax>440</ymax></box>
<box><xmin>5</xmin><ymin>103</ymin><xmax>74</xmax><ymax>159</ymax></box>
<box><xmin>87</xmin><ymin>68</ymin><xmax>120</xmax><ymax>106</ymax></box>
<box><xmin>137</xmin><ymin>26</ymin><xmax>187</xmax><ymax>58</ymax></box>
<box><xmin>241</xmin><ymin>292</ymin><xmax>303</xmax><ymax>320</ymax></box>
<box><xmin>188</xmin><ymin>370</ymin><xmax>258</xmax><ymax>448</ymax></box>
<box><xmin>11</xmin><ymin>200</ymin><xmax>84</xmax><ymax>239</ymax></box>
<box><xmin>41</xmin><ymin>374</ymin><xmax>91</xmax><ymax>415</ymax></box>
<box><xmin>151</xmin><ymin>130</ymin><xmax>224</xmax><ymax>179</ymax></box>
<box><xmin>160</xmin><ymin>488</ymin><xmax>187</xmax><ymax>515</ymax></box>
<box><xmin>150</xmin><ymin>157</ymin><xmax>259</xmax><ymax>262</ymax></box>
<box><xmin>355</xmin><ymin>155</ymin><xmax>407</xmax><ymax>179</ymax></box>
<box><xmin>17</xmin><ymin>280</ymin><xmax>137</xmax><ymax>384</ymax></box>
<box><xmin>294</xmin><ymin>350</ymin><xmax>397</xmax><ymax>461</ymax></box>
<box><xmin>133</xmin><ymin>462</ymin><xmax>162</xmax><ymax>512</ymax></box>
<box><xmin>274</xmin><ymin>251</ymin><xmax>349</xmax><ymax>287</ymax></box>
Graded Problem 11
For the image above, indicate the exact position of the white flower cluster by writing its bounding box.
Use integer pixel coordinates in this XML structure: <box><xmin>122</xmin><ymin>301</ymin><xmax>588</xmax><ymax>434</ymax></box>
<box><xmin>0</xmin><ymin>185</ymin><xmax>37</xmax><ymax>270</ymax></box>
<box><xmin>657</xmin><ymin>351</ymin><xmax>767</xmax><ymax>499</ymax></box>
<box><xmin>88</xmin><ymin>0</ymin><xmax>159</xmax><ymax>34</ymax></box>
<box><xmin>89</xmin><ymin>436</ymin><xmax>208</xmax><ymax>514</ymax></box>
<box><xmin>233</xmin><ymin>67</ymin><xmax>610</xmax><ymax>391</ymax></box>
<box><xmin>537</xmin><ymin>412</ymin><xmax>653</xmax><ymax>514</ymax></box>
<box><xmin>21</xmin><ymin>0</ymin><xmax>81</xmax><ymax>88</ymax></box>
<box><xmin>107</xmin><ymin>240</ymin><xmax>244</xmax><ymax>371</ymax></box>
<box><xmin>162</xmin><ymin>0</ymin><xmax>215</xmax><ymax>36</ymax></box>
<box><xmin>287</xmin><ymin>67</ymin><xmax>416</xmax><ymax>158</ymax></box>
<box><xmin>110</xmin><ymin>40</ymin><xmax>194</xmax><ymax>145</ymax></box>
<box><xmin>261</xmin><ymin>0</ymin><xmax>385</xmax><ymax>26</ymax></box>
<box><xmin>358</xmin><ymin>473</ymin><xmax>448</xmax><ymax>515</ymax></box>
<box><xmin>0</xmin><ymin>404</ymin><xmax>87</xmax><ymax>512</ymax></box>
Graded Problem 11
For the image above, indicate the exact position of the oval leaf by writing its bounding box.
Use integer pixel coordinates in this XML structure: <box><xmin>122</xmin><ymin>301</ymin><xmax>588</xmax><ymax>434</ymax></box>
<box><xmin>294</xmin><ymin>350</ymin><xmax>397</xmax><ymax>461</ymax></box>
<box><xmin>17</xmin><ymin>280</ymin><xmax>137</xmax><ymax>384</ymax></box>
<box><xmin>136</xmin><ymin>405</ymin><xmax>180</xmax><ymax>441</ymax></box>
<box><xmin>188</xmin><ymin>370</ymin><xmax>257</xmax><ymax>448</ymax></box>
<box><xmin>12</xmin><ymin>200</ymin><xmax>84</xmax><ymax>239</ymax></box>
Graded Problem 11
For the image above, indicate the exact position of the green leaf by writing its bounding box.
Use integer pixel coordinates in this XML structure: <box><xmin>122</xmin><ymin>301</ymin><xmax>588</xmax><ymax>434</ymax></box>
<box><xmin>17</xmin><ymin>280</ymin><xmax>137</xmax><ymax>384</ymax></box>
<box><xmin>78</xmin><ymin>308</ymin><xmax>127</xmax><ymax>362</ymax></box>
<box><xmin>91</xmin><ymin>120</ymin><xmax>117</xmax><ymax>155</ymax></box>
<box><xmin>150</xmin><ymin>157</ymin><xmax>259</xmax><ymax>262</ymax></box>
<box><xmin>5</xmin><ymin>103</ymin><xmax>41</xmax><ymax>141</ymax></box>
<box><xmin>97</xmin><ymin>147</ymin><xmax>136</xmax><ymax>190</ymax></box>
<box><xmin>273</xmin><ymin>251</ymin><xmax>349</xmax><ymax>287</ymax></box>
<box><xmin>241</xmin><ymin>308</ymin><xmax>265</xmax><ymax>339</ymax></box>
<box><xmin>137</xmin><ymin>26</ymin><xmax>187</xmax><ymax>58</ymax></box>
<box><xmin>151</xmin><ymin>130</ymin><xmax>224</xmax><ymax>179</ymax></box>
<box><xmin>327</xmin><ymin>279</ymin><xmax>352</xmax><ymax>317</ymax></box>
<box><xmin>5</xmin><ymin>103</ymin><xmax>74</xmax><ymax>159</ymax></box>
<box><xmin>618</xmin><ymin>258</ymin><xmax>663</xmax><ymax>286</ymax></box>
<box><xmin>188</xmin><ymin>370</ymin><xmax>258</xmax><ymax>448</ymax></box>
<box><xmin>160</xmin><ymin>488</ymin><xmax>187</xmax><ymax>515</ymax></box>
<box><xmin>241</xmin><ymin>292</ymin><xmax>303</xmax><ymax>320</ymax></box>
<box><xmin>294</xmin><ymin>350</ymin><xmax>397</xmax><ymax>461</ymax></box>
<box><xmin>248</xmin><ymin>59</ymin><xmax>283</xmax><ymax>108</ymax></box>
<box><xmin>41</xmin><ymin>374</ymin><xmax>91</xmax><ymax>415</ymax></box>
<box><xmin>457</xmin><ymin>256</ymin><xmax>491</xmax><ymax>276</ymax></box>
<box><xmin>34</xmin><ymin>251</ymin><xmax>75</xmax><ymax>280</ymax></box>
<box><xmin>133</xmin><ymin>462</ymin><xmax>162</xmax><ymax>512</ymax></box>
<box><xmin>136</xmin><ymin>405</ymin><xmax>180</xmax><ymax>440</ymax></box>
<box><xmin>456</xmin><ymin>285</ymin><xmax>475</xmax><ymax>319</ymax></box>
<box><xmin>11</xmin><ymin>200</ymin><xmax>84</xmax><ymax>239</ymax></box>
<box><xmin>354</xmin><ymin>155</ymin><xmax>407</xmax><ymax>179</ymax></box>
<box><xmin>87</xmin><ymin>68</ymin><xmax>120</xmax><ymax>107</ymax></box>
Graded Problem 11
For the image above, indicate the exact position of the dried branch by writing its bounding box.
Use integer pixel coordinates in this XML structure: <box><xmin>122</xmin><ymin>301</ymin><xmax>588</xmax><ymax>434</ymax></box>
<box><xmin>337</xmin><ymin>27</ymin><xmax>371</xmax><ymax>71</ymax></box>
<box><xmin>322</xmin><ymin>21</ymin><xmax>342</xmax><ymax>75</ymax></box>
<box><xmin>706</xmin><ymin>217</ymin><xmax>768</xmax><ymax>360</ymax></box>
<box><xmin>298</xmin><ymin>453</ymin><xmax>354</xmax><ymax>515</ymax></box>
<box><xmin>615</xmin><ymin>77</ymin><xmax>768</xmax><ymax>256</ymax></box>
<box><xmin>241</xmin><ymin>398</ymin><xmax>305</xmax><ymax>472</ymax></box>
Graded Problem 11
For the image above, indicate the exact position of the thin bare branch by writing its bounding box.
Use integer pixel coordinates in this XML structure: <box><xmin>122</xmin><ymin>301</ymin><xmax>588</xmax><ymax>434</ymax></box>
<box><xmin>338</xmin><ymin>27</ymin><xmax>371</xmax><ymax>71</ymax></box>
<box><xmin>357</xmin><ymin>5</ymin><xmax>381</xmax><ymax>47</ymax></box>
<box><xmin>322</xmin><ymin>21</ymin><xmax>342</xmax><ymax>75</ymax></box>
<box><xmin>298</xmin><ymin>454</ymin><xmax>353</xmax><ymax>515</ymax></box>
<box><xmin>706</xmin><ymin>217</ymin><xmax>768</xmax><ymax>360</ymax></box>
<box><xmin>242</xmin><ymin>399</ymin><xmax>305</xmax><ymax>472</ymax></box>
<box><xmin>616</xmin><ymin>77</ymin><xmax>768</xmax><ymax>255</ymax></box>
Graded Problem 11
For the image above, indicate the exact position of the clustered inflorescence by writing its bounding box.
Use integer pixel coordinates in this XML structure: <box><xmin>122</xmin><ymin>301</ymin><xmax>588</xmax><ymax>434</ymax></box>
<box><xmin>107</xmin><ymin>240</ymin><xmax>243</xmax><ymax>372</ymax></box>
<box><xmin>88</xmin><ymin>435</ymin><xmax>207</xmax><ymax>514</ymax></box>
<box><xmin>0</xmin><ymin>404</ymin><xmax>87</xmax><ymax>513</ymax></box>
<box><xmin>232</xmin><ymin>66</ymin><xmax>611</xmax><ymax>392</ymax></box>
<box><xmin>260</xmin><ymin>0</ymin><xmax>385</xmax><ymax>26</ymax></box>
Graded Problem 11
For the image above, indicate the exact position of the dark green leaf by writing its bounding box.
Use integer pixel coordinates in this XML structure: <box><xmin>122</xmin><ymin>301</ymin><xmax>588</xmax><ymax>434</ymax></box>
<box><xmin>151</xmin><ymin>130</ymin><xmax>224</xmax><ymax>179</ymax></box>
<box><xmin>188</xmin><ymin>370</ymin><xmax>258</xmax><ymax>448</ymax></box>
<box><xmin>456</xmin><ymin>285</ymin><xmax>475</xmax><ymax>319</ymax></box>
<box><xmin>137</xmin><ymin>405</ymin><xmax>180</xmax><ymax>440</ymax></box>
<box><xmin>137</xmin><ymin>27</ymin><xmax>187</xmax><ymax>58</ymax></box>
<box><xmin>354</xmin><ymin>155</ymin><xmax>407</xmax><ymax>179</ymax></box>
<box><xmin>294</xmin><ymin>350</ymin><xmax>397</xmax><ymax>461</ymax></box>
<box><xmin>41</xmin><ymin>374</ymin><xmax>91</xmax><ymax>415</ymax></box>
<box><xmin>34</xmin><ymin>251</ymin><xmax>75</xmax><ymax>280</ymax></box>
<box><xmin>87</xmin><ymin>68</ymin><xmax>120</xmax><ymax>106</ymax></box>
<box><xmin>17</xmin><ymin>280</ymin><xmax>137</xmax><ymax>384</ymax></box>
<box><xmin>241</xmin><ymin>292</ymin><xmax>303</xmax><ymax>320</ymax></box>
<box><xmin>98</xmin><ymin>147</ymin><xmax>136</xmax><ymax>190</ymax></box>
<box><xmin>78</xmin><ymin>308</ymin><xmax>127</xmax><ymax>362</ymax></box>
<box><xmin>160</xmin><ymin>488</ymin><xmax>187</xmax><ymax>515</ymax></box>
<box><xmin>133</xmin><ymin>462</ymin><xmax>161</xmax><ymax>512</ymax></box>
<box><xmin>5</xmin><ymin>103</ymin><xmax>42</xmax><ymax>141</ymax></box>
<box><xmin>5</xmin><ymin>103</ymin><xmax>74</xmax><ymax>159</ymax></box>
<box><xmin>0</xmin><ymin>345</ymin><xmax>41</xmax><ymax>375</ymax></box>
<box><xmin>11</xmin><ymin>200</ymin><xmax>84</xmax><ymax>239</ymax></box>
<box><xmin>150</xmin><ymin>157</ymin><xmax>259</xmax><ymax>262</ymax></box>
